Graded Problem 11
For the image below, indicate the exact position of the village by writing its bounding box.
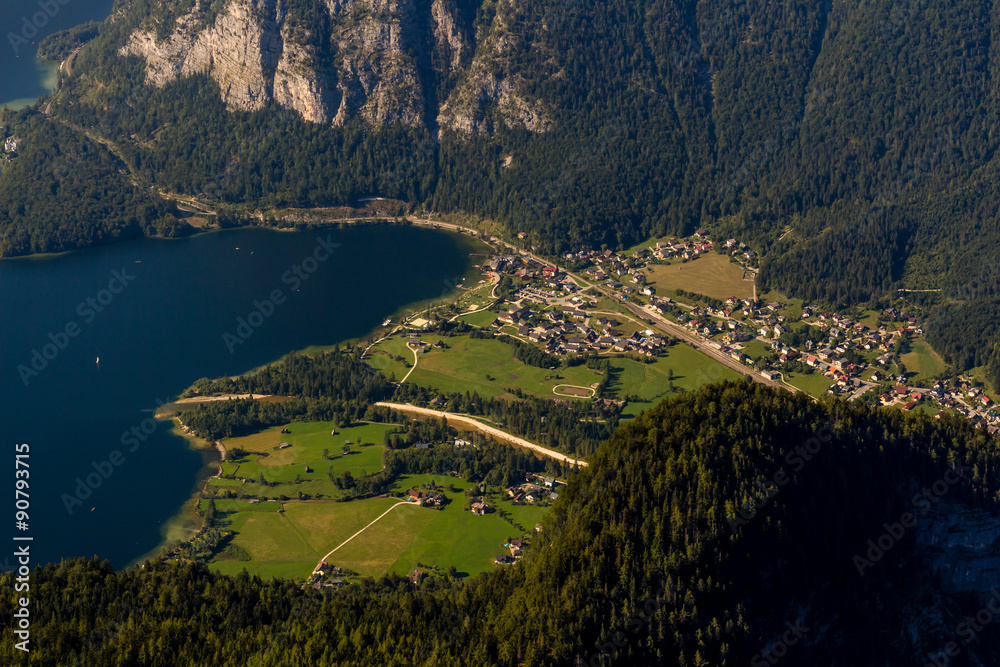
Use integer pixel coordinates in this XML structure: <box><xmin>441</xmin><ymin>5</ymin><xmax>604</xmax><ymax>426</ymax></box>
<box><xmin>435</xmin><ymin>226</ymin><xmax>1000</xmax><ymax>435</ymax></box>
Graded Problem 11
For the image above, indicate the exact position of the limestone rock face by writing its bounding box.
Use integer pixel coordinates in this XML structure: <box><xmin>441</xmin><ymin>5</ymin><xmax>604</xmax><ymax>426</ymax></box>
<box><xmin>119</xmin><ymin>0</ymin><xmax>549</xmax><ymax>133</ymax></box>
<box><xmin>436</xmin><ymin>0</ymin><xmax>550</xmax><ymax>135</ymax></box>
<box><xmin>917</xmin><ymin>498</ymin><xmax>1000</xmax><ymax>596</ymax></box>
<box><xmin>120</xmin><ymin>0</ymin><xmax>283</xmax><ymax>113</ymax></box>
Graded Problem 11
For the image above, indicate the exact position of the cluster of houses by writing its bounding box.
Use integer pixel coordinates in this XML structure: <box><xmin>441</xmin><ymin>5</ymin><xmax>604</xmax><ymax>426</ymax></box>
<box><xmin>649</xmin><ymin>231</ymin><xmax>714</xmax><ymax>261</ymax></box>
<box><xmin>408</xmin><ymin>337</ymin><xmax>446</xmax><ymax>352</ymax></box>
<box><xmin>492</xmin><ymin>303</ymin><xmax>670</xmax><ymax>357</ymax></box>
<box><xmin>505</xmin><ymin>475</ymin><xmax>560</xmax><ymax>505</ymax></box>
<box><xmin>406</xmin><ymin>487</ymin><xmax>446</xmax><ymax>506</ymax></box>
<box><xmin>311</xmin><ymin>562</ymin><xmax>346</xmax><ymax>589</ymax></box>
<box><xmin>880</xmin><ymin>381</ymin><xmax>997</xmax><ymax>430</ymax></box>
<box><xmin>479</xmin><ymin>230</ymin><xmax>1000</xmax><ymax>430</ymax></box>
<box><xmin>488</xmin><ymin>254</ymin><xmax>581</xmax><ymax>294</ymax></box>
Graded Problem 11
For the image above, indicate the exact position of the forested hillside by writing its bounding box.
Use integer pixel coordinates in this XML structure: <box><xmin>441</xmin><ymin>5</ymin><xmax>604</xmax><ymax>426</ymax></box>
<box><xmin>6</xmin><ymin>382</ymin><xmax>1000</xmax><ymax>665</ymax></box>
<box><xmin>8</xmin><ymin>0</ymin><xmax>1000</xmax><ymax>370</ymax></box>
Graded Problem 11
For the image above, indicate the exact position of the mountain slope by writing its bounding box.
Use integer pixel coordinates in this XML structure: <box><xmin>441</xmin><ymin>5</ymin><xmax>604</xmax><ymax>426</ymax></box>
<box><xmin>5</xmin><ymin>382</ymin><xmax>1000</xmax><ymax>665</ymax></box>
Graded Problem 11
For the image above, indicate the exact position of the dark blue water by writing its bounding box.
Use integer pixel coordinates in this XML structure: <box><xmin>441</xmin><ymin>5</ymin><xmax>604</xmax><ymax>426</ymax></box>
<box><xmin>0</xmin><ymin>0</ymin><xmax>114</xmax><ymax>107</ymax></box>
<box><xmin>0</xmin><ymin>225</ymin><xmax>471</xmax><ymax>567</ymax></box>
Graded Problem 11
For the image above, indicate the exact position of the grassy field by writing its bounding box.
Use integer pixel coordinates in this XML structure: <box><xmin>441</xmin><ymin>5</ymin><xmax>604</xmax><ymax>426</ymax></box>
<box><xmin>374</xmin><ymin>334</ymin><xmax>604</xmax><ymax>399</ymax></box>
<box><xmin>363</xmin><ymin>336</ymin><xmax>413</xmax><ymax>381</ymax></box>
<box><xmin>609</xmin><ymin>345</ymin><xmax>743</xmax><ymax>418</ymax></box>
<box><xmin>206</xmin><ymin>467</ymin><xmax>547</xmax><ymax>580</ymax></box>
<box><xmin>332</xmin><ymin>475</ymin><xmax>523</xmax><ymax>578</ymax></box>
<box><xmin>607</xmin><ymin>345</ymin><xmax>742</xmax><ymax>401</ymax></box>
<box><xmin>457</xmin><ymin>308</ymin><xmax>501</xmax><ymax>328</ymax></box>
<box><xmin>645</xmin><ymin>254</ymin><xmax>755</xmax><ymax>300</ymax></box>
<box><xmin>901</xmin><ymin>338</ymin><xmax>946</xmax><ymax>383</ymax></box>
<box><xmin>218</xmin><ymin>422</ymin><xmax>394</xmax><ymax>499</ymax></box>
<box><xmin>741</xmin><ymin>340</ymin><xmax>772</xmax><ymax>360</ymax></box>
<box><xmin>208</xmin><ymin>498</ymin><xmax>402</xmax><ymax>579</ymax></box>
<box><xmin>784</xmin><ymin>371</ymin><xmax>836</xmax><ymax>396</ymax></box>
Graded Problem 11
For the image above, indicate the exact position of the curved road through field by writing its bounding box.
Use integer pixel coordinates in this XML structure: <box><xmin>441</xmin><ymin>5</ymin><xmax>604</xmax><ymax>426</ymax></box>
<box><xmin>375</xmin><ymin>402</ymin><xmax>589</xmax><ymax>468</ymax></box>
<box><xmin>312</xmin><ymin>501</ymin><xmax>410</xmax><ymax>573</ymax></box>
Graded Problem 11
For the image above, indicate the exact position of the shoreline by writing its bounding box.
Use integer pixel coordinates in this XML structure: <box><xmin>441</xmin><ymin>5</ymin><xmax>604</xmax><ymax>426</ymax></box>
<box><xmin>125</xmin><ymin>414</ymin><xmax>222</xmax><ymax>569</ymax></box>
<box><xmin>134</xmin><ymin>223</ymin><xmax>493</xmax><ymax>569</ymax></box>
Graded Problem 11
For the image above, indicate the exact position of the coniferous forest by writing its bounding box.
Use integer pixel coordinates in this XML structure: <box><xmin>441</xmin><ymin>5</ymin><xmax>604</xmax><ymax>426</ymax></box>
<box><xmin>5</xmin><ymin>382</ymin><xmax>1000</xmax><ymax>665</ymax></box>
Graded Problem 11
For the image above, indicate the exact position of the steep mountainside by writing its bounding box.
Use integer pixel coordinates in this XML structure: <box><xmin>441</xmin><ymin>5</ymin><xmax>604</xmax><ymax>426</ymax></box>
<box><xmin>5</xmin><ymin>382</ymin><xmax>1000</xmax><ymax>665</ymax></box>
<box><xmin>116</xmin><ymin>0</ymin><xmax>545</xmax><ymax>132</ymax></box>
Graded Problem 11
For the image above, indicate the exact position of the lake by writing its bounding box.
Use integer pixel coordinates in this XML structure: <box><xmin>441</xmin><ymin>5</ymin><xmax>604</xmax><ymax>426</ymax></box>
<box><xmin>0</xmin><ymin>225</ymin><xmax>475</xmax><ymax>568</ymax></box>
<box><xmin>0</xmin><ymin>0</ymin><xmax>114</xmax><ymax>108</ymax></box>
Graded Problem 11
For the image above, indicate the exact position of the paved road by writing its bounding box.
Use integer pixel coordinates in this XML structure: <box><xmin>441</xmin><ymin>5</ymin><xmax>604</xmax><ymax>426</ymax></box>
<box><xmin>375</xmin><ymin>402</ymin><xmax>589</xmax><ymax>468</ymax></box>
<box><xmin>407</xmin><ymin>216</ymin><xmax>806</xmax><ymax>396</ymax></box>
<box><xmin>623</xmin><ymin>302</ymin><xmax>801</xmax><ymax>394</ymax></box>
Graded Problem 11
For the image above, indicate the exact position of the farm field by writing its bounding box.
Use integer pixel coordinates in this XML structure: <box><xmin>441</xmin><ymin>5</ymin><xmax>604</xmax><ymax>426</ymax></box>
<box><xmin>606</xmin><ymin>345</ymin><xmax>743</xmax><ymax>402</ymax></box>
<box><xmin>456</xmin><ymin>308</ymin><xmax>501</xmax><ymax>328</ymax></box>
<box><xmin>332</xmin><ymin>475</ymin><xmax>525</xmax><ymax>578</ymax></box>
<box><xmin>645</xmin><ymin>253</ymin><xmax>755</xmax><ymax>300</ymax></box>
<box><xmin>901</xmin><ymin>338</ymin><xmax>946</xmax><ymax>383</ymax></box>
<box><xmin>206</xmin><ymin>471</ymin><xmax>547</xmax><ymax>580</ymax></box>
<box><xmin>784</xmin><ymin>371</ymin><xmax>836</xmax><ymax>396</ymax></box>
<box><xmin>374</xmin><ymin>334</ymin><xmax>603</xmax><ymax>399</ymax></box>
<box><xmin>207</xmin><ymin>498</ymin><xmax>401</xmax><ymax>579</ymax></box>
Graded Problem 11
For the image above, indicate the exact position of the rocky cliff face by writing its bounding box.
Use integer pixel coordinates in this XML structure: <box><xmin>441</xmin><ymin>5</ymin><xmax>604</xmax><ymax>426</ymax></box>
<box><xmin>119</xmin><ymin>0</ymin><xmax>547</xmax><ymax>133</ymax></box>
<box><xmin>917</xmin><ymin>498</ymin><xmax>1000</xmax><ymax>597</ymax></box>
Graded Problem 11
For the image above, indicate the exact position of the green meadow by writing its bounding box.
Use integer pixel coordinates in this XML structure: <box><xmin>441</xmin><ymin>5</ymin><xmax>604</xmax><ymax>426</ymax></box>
<box><xmin>900</xmin><ymin>338</ymin><xmax>946</xmax><ymax>383</ymax></box>
<box><xmin>207</xmin><ymin>498</ymin><xmax>402</xmax><ymax>580</ymax></box>
<box><xmin>213</xmin><ymin>422</ymin><xmax>395</xmax><ymax>499</ymax></box>
<box><xmin>372</xmin><ymin>334</ymin><xmax>603</xmax><ymax>399</ymax></box>
<box><xmin>205</xmin><ymin>472</ymin><xmax>539</xmax><ymax>580</ymax></box>
<box><xmin>332</xmin><ymin>475</ymin><xmax>520</xmax><ymax>578</ymax></box>
<box><xmin>607</xmin><ymin>344</ymin><xmax>742</xmax><ymax>411</ymax></box>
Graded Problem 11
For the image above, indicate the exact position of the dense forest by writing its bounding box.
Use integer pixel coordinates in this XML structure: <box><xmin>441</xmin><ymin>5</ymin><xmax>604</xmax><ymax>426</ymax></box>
<box><xmin>6</xmin><ymin>382</ymin><xmax>1000</xmax><ymax>665</ymax></box>
<box><xmin>0</xmin><ymin>108</ymin><xmax>185</xmax><ymax>256</ymax></box>
<box><xmin>180</xmin><ymin>349</ymin><xmax>395</xmax><ymax>438</ymax></box>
